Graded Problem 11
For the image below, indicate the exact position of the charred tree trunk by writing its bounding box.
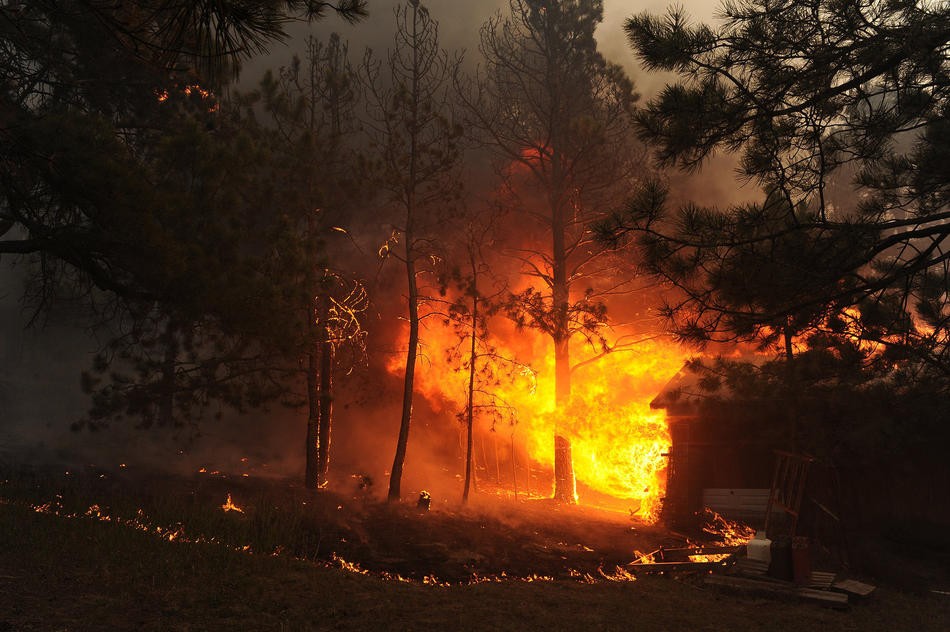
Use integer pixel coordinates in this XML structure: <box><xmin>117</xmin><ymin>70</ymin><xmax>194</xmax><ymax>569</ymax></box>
<box><xmin>462</xmin><ymin>289</ymin><xmax>479</xmax><ymax>504</ymax></box>
<box><xmin>316</xmin><ymin>292</ymin><xmax>334</xmax><ymax>487</ymax></box>
<box><xmin>305</xmin><ymin>316</ymin><xmax>320</xmax><ymax>490</ymax></box>
<box><xmin>388</xmin><ymin>18</ymin><xmax>421</xmax><ymax>500</ymax></box>
<box><xmin>783</xmin><ymin>319</ymin><xmax>799</xmax><ymax>450</ymax></box>
<box><xmin>552</xmin><ymin>172</ymin><xmax>577</xmax><ymax>504</ymax></box>
<box><xmin>389</xmin><ymin>252</ymin><xmax>419</xmax><ymax>501</ymax></box>
<box><xmin>553</xmin><ymin>335</ymin><xmax>576</xmax><ymax>503</ymax></box>
<box><xmin>377</xmin><ymin>1</ymin><xmax>455</xmax><ymax>502</ymax></box>
<box><xmin>510</xmin><ymin>432</ymin><xmax>518</xmax><ymax>501</ymax></box>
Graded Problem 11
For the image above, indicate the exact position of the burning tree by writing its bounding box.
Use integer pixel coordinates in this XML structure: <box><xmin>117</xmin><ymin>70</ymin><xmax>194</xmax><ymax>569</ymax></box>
<box><xmin>438</xmin><ymin>213</ymin><xmax>534</xmax><ymax>503</ymax></box>
<box><xmin>362</xmin><ymin>0</ymin><xmax>464</xmax><ymax>502</ymax></box>
<box><xmin>459</xmin><ymin>0</ymin><xmax>643</xmax><ymax>502</ymax></box>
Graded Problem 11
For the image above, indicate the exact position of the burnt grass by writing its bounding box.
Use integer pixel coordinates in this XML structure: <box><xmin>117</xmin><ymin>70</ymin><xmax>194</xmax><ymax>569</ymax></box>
<box><xmin>2</xmin><ymin>463</ymin><xmax>949</xmax><ymax>631</ymax></box>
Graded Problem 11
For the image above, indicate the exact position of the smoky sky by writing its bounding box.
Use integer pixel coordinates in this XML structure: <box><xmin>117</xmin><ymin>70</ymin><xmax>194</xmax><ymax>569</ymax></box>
<box><xmin>242</xmin><ymin>1</ymin><xmax>726</xmax><ymax>100</ymax></box>
<box><xmin>240</xmin><ymin>0</ymin><xmax>758</xmax><ymax>210</ymax></box>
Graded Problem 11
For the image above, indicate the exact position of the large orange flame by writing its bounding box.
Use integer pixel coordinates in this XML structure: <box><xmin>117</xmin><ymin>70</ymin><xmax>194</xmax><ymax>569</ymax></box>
<box><xmin>389</xmin><ymin>319</ymin><xmax>687</xmax><ymax>522</ymax></box>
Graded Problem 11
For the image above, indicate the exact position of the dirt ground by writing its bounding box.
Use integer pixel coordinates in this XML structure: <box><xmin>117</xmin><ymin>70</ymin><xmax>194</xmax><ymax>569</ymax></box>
<box><xmin>4</xmin><ymin>462</ymin><xmax>950</xmax><ymax>631</ymax></box>
<box><xmin>321</xmin><ymin>494</ymin><xmax>675</xmax><ymax>582</ymax></box>
<box><xmin>0</xmin><ymin>461</ymin><xmax>685</xmax><ymax>583</ymax></box>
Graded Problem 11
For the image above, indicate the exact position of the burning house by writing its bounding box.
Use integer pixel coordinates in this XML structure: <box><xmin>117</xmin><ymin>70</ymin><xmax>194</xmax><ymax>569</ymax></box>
<box><xmin>652</xmin><ymin>363</ymin><xmax>785</xmax><ymax>532</ymax></box>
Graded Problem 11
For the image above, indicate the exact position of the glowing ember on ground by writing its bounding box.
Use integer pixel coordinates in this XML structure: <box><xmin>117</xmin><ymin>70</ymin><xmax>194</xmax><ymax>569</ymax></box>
<box><xmin>687</xmin><ymin>553</ymin><xmax>731</xmax><ymax>563</ymax></box>
<box><xmin>389</xmin><ymin>321</ymin><xmax>686</xmax><ymax>520</ymax></box>
<box><xmin>221</xmin><ymin>494</ymin><xmax>244</xmax><ymax>513</ymax></box>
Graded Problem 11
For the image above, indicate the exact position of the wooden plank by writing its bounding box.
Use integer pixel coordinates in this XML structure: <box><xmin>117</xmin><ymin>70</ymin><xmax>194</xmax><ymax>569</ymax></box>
<box><xmin>702</xmin><ymin>488</ymin><xmax>776</xmax><ymax>521</ymax></box>
<box><xmin>798</xmin><ymin>587</ymin><xmax>849</xmax><ymax>606</ymax></box>
<box><xmin>735</xmin><ymin>558</ymin><xmax>769</xmax><ymax>576</ymax></box>
<box><xmin>705</xmin><ymin>575</ymin><xmax>848</xmax><ymax>607</ymax></box>
<box><xmin>655</xmin><ymin>546</ymin><xmax>739</xmax><ymax>560</ymax></box>
<box><xmin>705</xmin><ymin>574</ymin><xmax>795</xmax><ymax>595</ymax></box>
<box><xmin>809</xmin><ymin>571</ymin><xmax>836</xmax><ymax>588</ymax></box>
<box><xmin>628</xmin><ymin>560</ymin><xmax>730</xmax><ymax>573</ymax></box>
<box><xmin>833</xmin><ymin>579</ymin><xmax>877</xmax><ymax>597</ymax></box>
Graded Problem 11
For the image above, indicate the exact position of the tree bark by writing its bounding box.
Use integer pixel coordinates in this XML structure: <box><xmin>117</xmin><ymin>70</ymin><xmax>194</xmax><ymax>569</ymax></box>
<box><xmin>316</xmin><ymin>293</ymin><xmax>334</xmax><ymax>488</ymax></box>
<box><xmin>551</xmin><ymin>162</ymin><xmax>577</xmax><ymax>504</ymax></box>
<box><xmin>381</xmin><ymin>0</ymin><xmax>452</xmax><ymax>502</ymax></box>
<box><xmin>388</xmin><ymin>8</ymin><xmax>421</xmax><ymax>499</ymax></box>
<box><xmin>305</xmin><ymin>341</ymin><xmax>320</xmax><ymax>490</ymax></box>
<box><xmin>462</xmin><ymin>289</ymin><xmax>479</xmax><ymax>503</ymax></box>
<box><xmin>389</xmin><ymin>254</ymin><xmax>419</xmax><ymax>501</ymax></box>
<box><xmin>553</xmin><ymin>335</ymin><xmax>576</xmax><ymax>503</ymax></box>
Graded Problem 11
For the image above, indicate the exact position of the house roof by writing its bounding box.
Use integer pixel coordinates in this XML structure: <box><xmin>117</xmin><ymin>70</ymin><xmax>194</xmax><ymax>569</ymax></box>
<box><xmin>651</xmin><ymin>355</ymin><xmax>768</xmax><ymax>414</ymax></box>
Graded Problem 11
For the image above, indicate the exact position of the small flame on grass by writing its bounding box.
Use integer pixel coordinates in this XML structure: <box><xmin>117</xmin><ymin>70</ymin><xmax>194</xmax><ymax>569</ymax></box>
<box><xmin>221</xmin><ymin>494</ymin><xmax>244</xmax><ymax>513</ymax></box>
<box><xmin>701</xmin><ymin>508</ymin><xmax>755</xmax><ymax>546</ymax></box>
<box><xmin>331</xmin><ymin>553</ymin><xmax>368</xmax><ymax>575</ymax></box>
<box><xmin>597</xmin><ymin>565</ymin><xmax>638</xmax><ymax>582</ymax></box>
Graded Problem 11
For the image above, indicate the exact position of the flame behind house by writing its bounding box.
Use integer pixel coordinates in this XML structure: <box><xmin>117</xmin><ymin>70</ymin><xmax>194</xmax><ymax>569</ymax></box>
<box><xmin>388</xmin><ymin>320</ymin><xmax>686</xmax><ymax>521</ymax></box>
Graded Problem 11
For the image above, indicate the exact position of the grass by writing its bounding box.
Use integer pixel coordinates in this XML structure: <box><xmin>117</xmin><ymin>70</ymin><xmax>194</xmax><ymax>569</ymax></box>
<box><xmin>2</xmin><ymin>465</ymin><xmax>949</xmax><ymax>631</ymax></box>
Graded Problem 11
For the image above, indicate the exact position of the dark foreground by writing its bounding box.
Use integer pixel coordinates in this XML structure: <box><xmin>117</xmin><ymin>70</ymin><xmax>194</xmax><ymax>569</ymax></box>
<box><xmin>1</xmin><ymin>466</ymin><xmax>948</xmax><ymax>631</ymax></box>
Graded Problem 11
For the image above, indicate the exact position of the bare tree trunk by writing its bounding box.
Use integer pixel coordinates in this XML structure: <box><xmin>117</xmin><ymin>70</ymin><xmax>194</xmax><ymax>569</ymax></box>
<box><xmin>387</xmin><ymin>4</ymin><xmax>421</xmax><ymax>502</ymax></box>
<box><xmin>510</xmin><ymin>432</ymin><xmax>518</xmax><ymax>501</ymax></box>
<box><xmin>389</xmin><ymin>252</ymin><xmax>419</xmax><ymax>501</ymax></box>
<box><xmin>552</xmin><ymin>183</ymin><xmax>577</xmax><ymax>504</ymax></box>
<box><xmin>462</xmin><ymin>291</ymin><xmax>479</xmax><ymax>503</ymax></box>
<box><xmin>493</xmin><ymin>433</ymin><xmax>501</xmax><ymax>484</ymax></box>
<box><xmin>305</xmin><ymin>328</ymin><xmax>320</xmax><ymax>490</ymax></box>
<box><xmin>316</xmin><ymin>293</ymin><xmax>334</xmax><ymax>487</ymax></box>
<box><xmin>783</xmin><ymin>320</ymin><xmax>798</xmax><ymax>450</ymax></box>
<box><xmin>379</xmin><ymin>1</ymin><xmax>455</xmax><ymax>502</ymax></box>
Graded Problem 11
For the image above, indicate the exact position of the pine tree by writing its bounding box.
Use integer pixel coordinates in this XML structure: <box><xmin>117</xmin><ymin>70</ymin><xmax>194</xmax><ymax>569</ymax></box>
<box><xmin>460</xmin><ymin>0</ymin><xmax>642</xmax><ymax>502</ymax></box>
<box><xmin>608</xmin><ymin>0</ymin><xmax>950</xmax><ymax>375</ymax></box>
<box><xmin>362</xmin><ymin>1</ymin><xmax>464</xmax><ymax>502</ymax></box>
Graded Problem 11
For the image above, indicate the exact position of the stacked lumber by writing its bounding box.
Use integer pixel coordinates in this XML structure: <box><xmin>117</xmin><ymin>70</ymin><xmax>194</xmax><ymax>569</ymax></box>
<box><xmin>809</xmin><ymin>571</ymin><xmax>836</xmax><ymax>589</ymax></box>
<box><xmin>734</xmin><ymin>556</ymin><xmax>769</xmax><ymax>577</ymax></box>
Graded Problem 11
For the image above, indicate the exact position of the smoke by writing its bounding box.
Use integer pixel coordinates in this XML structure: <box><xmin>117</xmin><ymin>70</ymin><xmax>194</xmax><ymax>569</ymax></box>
<box><xmin>2</xmin><ymin>0</ymin><xmax>754</xmax><ymax>502</ymax></box>
<box><xmin>0</xmin><ymin>261</ymin><xmax>93</xmax><ymax>461</ymax></box>
<box><xmin>599</xmin><ymin>0</ymin><xmax>723</xmax><ymax>98</ymax></box>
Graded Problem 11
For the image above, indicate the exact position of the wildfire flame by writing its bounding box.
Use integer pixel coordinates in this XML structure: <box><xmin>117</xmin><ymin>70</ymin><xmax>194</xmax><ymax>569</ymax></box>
<box><xmin>390</xmin><ymin>320</ymin><xmax>686</xmax><ymax>521</ymax></box>
<box><xmin>221</xmin><ymin>493</ymin><xmax>244</xmax><ymax>513</ymax></box>
<box><xmin>701</xmin><ymin>509</ymin><xmax>756</xmax><ymax>546</ymax></box>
